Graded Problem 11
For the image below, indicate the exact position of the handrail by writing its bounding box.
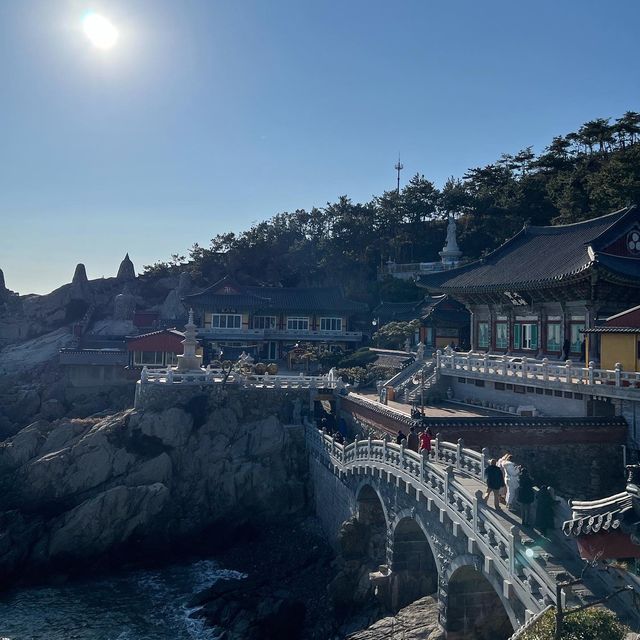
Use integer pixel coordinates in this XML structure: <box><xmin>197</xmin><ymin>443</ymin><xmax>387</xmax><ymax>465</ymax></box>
<box><xmin>306</xmin><ymin>423</ymin><xmax>558</xmax><ymax>614</ymax></box>
<box><xmin>436</xmin><ymin>350</ymin><xmax>640</xmax><ymax>390</ymax></box>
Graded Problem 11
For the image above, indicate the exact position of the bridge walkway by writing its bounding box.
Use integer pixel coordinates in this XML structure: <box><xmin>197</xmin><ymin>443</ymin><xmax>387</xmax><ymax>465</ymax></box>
<box><xmin>308</xmin><ymin>423</ymin><xmax>640</xmax><ymax>630</ymax></box>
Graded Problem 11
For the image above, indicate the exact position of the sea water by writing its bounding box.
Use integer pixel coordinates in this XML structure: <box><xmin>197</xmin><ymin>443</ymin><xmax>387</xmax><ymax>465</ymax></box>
<box><xmin>0</xmin><ymin>560</ymin><xmax>245</xmax><ymax>640</ymax></box>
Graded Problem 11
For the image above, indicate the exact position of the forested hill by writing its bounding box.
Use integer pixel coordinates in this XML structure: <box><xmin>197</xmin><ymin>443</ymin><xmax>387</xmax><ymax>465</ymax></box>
<box><xmin>145</xmin><ymin>111</ymin><xmax>640</xmax><ymax>304</ymax></box>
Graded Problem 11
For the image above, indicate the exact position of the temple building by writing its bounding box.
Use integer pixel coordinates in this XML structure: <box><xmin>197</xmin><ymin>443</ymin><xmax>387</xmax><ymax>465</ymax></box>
<box><xmin>183</xmin><ymin>276</ymin><xmax>367</xmax><ymax>363</ymax></box>
<box><xmin>418</xmin><ymin>205</ymin><xmax>640</xmax><ymax>362</ymax></box>
<box><xmin>372</xmin><ymin>295</ymin><xmax>469</xmax><ymax>350</ymax></box>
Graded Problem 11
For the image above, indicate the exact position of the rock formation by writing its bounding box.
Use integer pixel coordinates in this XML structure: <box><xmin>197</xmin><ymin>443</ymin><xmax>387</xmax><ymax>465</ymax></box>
<box><xmin>116</xmin><ymin>253</ymin><xmax>136</xmax><ymax>281</ymax></box>
<box><xmin>70</xmin><ymin>263</ymin><xmax>92</xmax><ymax>302</ymax></box>
<box><xmin>160</xmin><ymin>271</ymin><xmax>190</xmax><ymax>321</ymax></box>
<box><xmin>0</xmin><ymin>388</ymin><xmax>308</xmax><ymax>584</ymax></box>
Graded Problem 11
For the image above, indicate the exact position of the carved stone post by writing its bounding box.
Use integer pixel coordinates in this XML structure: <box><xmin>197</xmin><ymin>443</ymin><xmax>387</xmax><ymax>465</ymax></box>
<box><xmin>521</xmin><ymin>356</ymin><xmax>528</xmax><ymax>380</ymax></box>
<box><xmin>542</xmin><ymin>357</ymin><xmax>549</xmax><ymax>382</ymax></box>
<box><xmin>509</xmin><ymin>524</ymin><xmax>517</xmax><ymax>574</ymax></box>
<box><xmin>588</xmin><ymin>360</ymin><xmax>595</xmax><ymax>385</ymax></box>
<box><xmin>565</xmin><ymin>360</ymin><xmax>572</xmax><ymax>384</ymax></box>
<box><xmin>473</xmin><ymin>490</ymin><xmax>482</xmax><ymax>534</ymax></box>
<box><xmin>456</xmin><ymin>438</ymin><xmax>464</xmax><ymax>471</ymax></box>
<box><xmin>502</xmin><ymin>353</ymin><xmax>508</xmax><ymax>377</ymax></box>
<box><xmin>615</xmin><ymin>362</ymin><xmax>622</xmax><ymax>387</ymax></box>
<box><xmin>434</xmin><ymin>433</ymin><xmax>441</xmax><ymax>460</ymax></box>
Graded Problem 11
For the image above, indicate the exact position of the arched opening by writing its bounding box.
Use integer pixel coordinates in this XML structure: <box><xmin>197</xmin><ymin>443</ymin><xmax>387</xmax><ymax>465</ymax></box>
<box><xmin>356</xmin><ymin>484</ymin><xmax>387</xmax><ymax>565</ymax></box>
<box><xmin>389</xmin><ymin>517</ymin><xmax>438</xmax><ymax>610</ymax></box>
<box><xmin>446</xmin><ymin>565</ymin><xmax>514</xmax><ymax>640</ymax></box>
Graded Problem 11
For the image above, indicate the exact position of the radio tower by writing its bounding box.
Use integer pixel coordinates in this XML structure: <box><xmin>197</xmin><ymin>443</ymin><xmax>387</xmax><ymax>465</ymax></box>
<box><xmin>394</xmin><ymin>155</ymin><xmax>404</xmax><ymax>194</ymax></box>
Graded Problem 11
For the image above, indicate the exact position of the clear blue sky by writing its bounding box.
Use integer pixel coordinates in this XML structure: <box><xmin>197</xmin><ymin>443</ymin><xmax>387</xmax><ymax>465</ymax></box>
<box><xmin>1</xmin><ymin>0</ymin><xmax>639</xmax><ymax>294</ymax></box>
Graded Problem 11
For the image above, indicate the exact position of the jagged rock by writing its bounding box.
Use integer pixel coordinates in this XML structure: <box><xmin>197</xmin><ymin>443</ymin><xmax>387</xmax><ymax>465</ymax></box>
<box><xmin>0</xmin><ymin>391</ymin><xmax>308</xmax><ymax>580</ymax></box>
<box><xmin>116</xmin><ymin>253</ymin><xmax>136</xmax><ymax>281</ymax></box>
<box><xmin>46</xmin><ymin>483</ymin><xmax>169</xmax><ymax>559</ymax></box>
<box><xmin>346</xmin><ymin>596</ymin><xmax>443</xmax><ymax>640</ymax></box>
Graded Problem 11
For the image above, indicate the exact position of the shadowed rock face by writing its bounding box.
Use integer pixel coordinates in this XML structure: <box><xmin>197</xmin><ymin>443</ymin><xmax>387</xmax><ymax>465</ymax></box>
<box><xmin>0</xmin><ymin>268</ymin><xmax>5</xmax><ymax>292</ymax></box>
<box><xmin>0</xmin><ymin>390</ymin><xmax>308</xmax><ymax>585</ymax></box>
<box><xmin>116</xmin><ymin>253</ymin><xmax>136</xmax><ymax>281</ymax></box>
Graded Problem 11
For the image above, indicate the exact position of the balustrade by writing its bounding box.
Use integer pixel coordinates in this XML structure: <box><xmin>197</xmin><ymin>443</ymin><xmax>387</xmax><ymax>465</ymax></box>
<box><xmin>306</xmin><ymin>420</ymin><xmax>557</xmax><ymax>611</ymax></box>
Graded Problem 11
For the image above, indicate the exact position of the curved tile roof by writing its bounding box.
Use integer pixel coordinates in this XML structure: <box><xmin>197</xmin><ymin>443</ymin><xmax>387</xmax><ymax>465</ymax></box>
<box><xmin>418</xmin><ymin>206</ymin><xmax>636</xmax><ymax>293</ymax></box>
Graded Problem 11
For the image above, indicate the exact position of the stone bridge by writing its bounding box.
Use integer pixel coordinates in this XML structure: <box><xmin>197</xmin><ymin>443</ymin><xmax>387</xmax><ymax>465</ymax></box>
<box><xmin>306</xmin><ymin>423</ymin><xmax>637</xmax><ymax>639</ymax></box>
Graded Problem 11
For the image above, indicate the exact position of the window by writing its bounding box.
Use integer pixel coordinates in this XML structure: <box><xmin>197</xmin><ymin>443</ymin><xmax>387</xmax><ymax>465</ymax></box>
<box><xmin>547</xmin><ymin>323</ymin><xmax>561</xmax><ymax>352</ymax></box>
<box><xmin>166</xmin><ymin>352</ymin><xmax>178</xmax><ymax>366</ymax></box>
<box><xmin>253</xmin><ymin>316</ymin><xmax>276</xmax><ymax>330</ymax></box>
<box><xmin>320</xmin><ymin>317</ymin><xmax>342</xmax><ymax>332</ymax></box>
<box><xmin>570</xmin><ymin>323</ymin><xmax>585</xmax><ymax>353</ymax></box>
<box><xmin>495</xmin><ymin>322</ymin><xmax>508</xmax><ymax>349</ymax></box>
<box><xmin>287</xmin><ymin>317</ymin><xmax>309</xmax><ymax>331</ymax></box>
<box><xmin>477</xmin><ymin>322</ymin><xmax>489</xmax><ymax>348</ymax></box>
<box><xmin>211</xmin><ymin>314</ymin><xmax>241</xmax><ymax>329</ymax></box>
<box><xmin>514</xmin><ymin>323</ymin><xmax>538</xmax><ymax>350</ymax></box>
<box><xmin>134</xmin><ymin>350</ymin><xmax>164</xmax><ymax>366</ymax></box>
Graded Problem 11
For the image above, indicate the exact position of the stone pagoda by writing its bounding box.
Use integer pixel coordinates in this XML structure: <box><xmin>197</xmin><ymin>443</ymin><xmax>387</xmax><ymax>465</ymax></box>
<box><xmin>176</xmin><ymin>308</ymin><xmax>203</xmax><ymax>371</ymax></box>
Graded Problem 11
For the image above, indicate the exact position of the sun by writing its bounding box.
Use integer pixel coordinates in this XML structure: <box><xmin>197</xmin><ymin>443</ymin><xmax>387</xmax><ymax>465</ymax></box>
<box><xmin>83</xmin><ymin>13</ymin><xmax>119</xmax><ymax>50</ymax></box>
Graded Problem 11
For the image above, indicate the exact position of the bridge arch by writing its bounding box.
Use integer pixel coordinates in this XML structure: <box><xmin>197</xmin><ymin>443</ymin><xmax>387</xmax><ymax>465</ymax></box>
<box><xmin>354</xmin><ymin>482</ymin><xmax>389</xmax><ymax>566</ymax></box>
<box><xmin>388</xmin><ymin>511</ymin><xmax>439</xmax><ymax>610</ymax></box>
<box><xmin>444</xmin><ymin>555</ymin><xmax>516</xmax><ymax>640</ymax></box>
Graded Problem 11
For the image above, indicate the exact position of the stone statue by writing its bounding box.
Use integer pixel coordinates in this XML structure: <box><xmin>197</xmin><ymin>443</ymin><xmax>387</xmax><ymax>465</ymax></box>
<box><xmin>444</xmin><ymin>217</ymin><xmax>459</xmax><ymax>252</ymax></box>
<box><xmin>416</xmin><ymin>342</ymin><xmax>425</xmax><ymax>361</ymax></box>
<box><xmin>114</xmin><ymin>284</ymin><xmax>136</xmax><ymax>320</ymax></box>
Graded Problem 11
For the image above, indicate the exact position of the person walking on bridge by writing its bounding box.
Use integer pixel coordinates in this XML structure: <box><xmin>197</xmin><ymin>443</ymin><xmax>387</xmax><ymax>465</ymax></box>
<box><xmin>484</xmin><ymin>459</ymin><xmax>505</xmax><ymax>511</ymax></box>
<box><xmin>406</xmin><ymin>426</ymin><xmax>419</xmax><ymax>452</ymax></box>
<box><xmin>419</xmin><ymin>428</ymin><xmax>432</xmax><ymax>454</ymax></box>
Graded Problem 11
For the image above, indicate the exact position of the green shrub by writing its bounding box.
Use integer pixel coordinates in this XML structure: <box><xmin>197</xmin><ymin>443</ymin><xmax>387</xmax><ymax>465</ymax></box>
<box><xmin>520</xmin><ymin>608</ymin><xmax>628</xmax><ymax>640</ymax></box>
<box><xmin>337</xmin><ymin>348</ymin><xmax>378</xmax><ymax>368</ymax></box>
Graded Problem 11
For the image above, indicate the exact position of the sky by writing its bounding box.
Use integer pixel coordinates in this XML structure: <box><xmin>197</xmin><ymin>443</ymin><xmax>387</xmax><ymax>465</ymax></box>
<box><xmin>1</xmin><ymin>0</ymin><xmax>639</xmax><ymax>295</ymax></box>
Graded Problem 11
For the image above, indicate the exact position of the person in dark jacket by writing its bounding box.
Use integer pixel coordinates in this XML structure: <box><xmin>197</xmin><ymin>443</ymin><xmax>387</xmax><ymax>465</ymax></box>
<box><xmin>484</xmin><ymin>459</ymin><xmax>505</xmax><ymax>510</ymax></box>
<box><xmin>396</xmin><ymin>430</ymin><xmax>406</xmax><ymax>445</ymax></box>
<box><xmin>535</xmin><ymin>486</ymin><xmax>555</xmax><ymax>536</ymax></box>
<box><xmin>516</xmin><ymin>467</ymin><xmax>535</xmax><ymax>525</ymax></box>
<box><xmin>406</xmin><ymin>426</ymin><xmax>419</xmax><ymax>452</ymax></box>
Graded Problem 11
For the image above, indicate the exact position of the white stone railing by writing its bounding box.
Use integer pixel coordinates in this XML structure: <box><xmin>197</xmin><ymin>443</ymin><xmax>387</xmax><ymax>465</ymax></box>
<box><xmin>508</xmin><ymin>605</ymin><xmax>553</xmax><ymax>639</ymax></box>
<box><xmin>437</xmin><ymin>351</ymin><xmax>640</xmax><ymax>390</ymax></box>
<box><xmin>306</xmin><ymin>423</ymin><xmax>557</xmax><ymax>613</ymax></box>
<box><xmin>139</xmin><ymin>367</ymin><xmax>337</xmax><ymax>389</ymax></box>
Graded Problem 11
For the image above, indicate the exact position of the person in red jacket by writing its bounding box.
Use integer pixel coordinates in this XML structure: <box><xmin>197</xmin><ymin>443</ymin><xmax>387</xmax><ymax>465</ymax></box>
<box><xmin>419</xmin><ymin>428</ymin><xmax>432</xmax><ymax>454</ymax></box>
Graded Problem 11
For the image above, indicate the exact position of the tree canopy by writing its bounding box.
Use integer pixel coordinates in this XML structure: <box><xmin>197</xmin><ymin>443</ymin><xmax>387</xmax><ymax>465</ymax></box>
<box><xmin>145</xmin><ymin>110</ymin><xmax>640</xmax><ymax>306</ymax></box>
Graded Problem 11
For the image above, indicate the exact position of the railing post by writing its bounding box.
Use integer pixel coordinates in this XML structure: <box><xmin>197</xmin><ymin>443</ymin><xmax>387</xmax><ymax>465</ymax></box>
<box><xmin>465</xmin><ymin>354</ymin><xmax>471</xmax><ymax>371</ymax></box>
<box><xmin>588</xmin><ymin>361</ymin><xmax>595</xmax><ymax>385</ymax></box>
<box><xmin>565</xmin><ymin>360</ymin><xmax>572</xmax><ymax>384</ymax></box>
<box><xmin>483</xmin><ymin>354</ymin><xmax>489</xmax><ymax>374</ymax></box>
<box><xmin>456</xmin><ymin>438</ymin><xmax>463</xmax><ymax>470</ymax></box>
<box><xmin>481</xmin><ymin>447</ymin><xmax>488</xmax><ymax>476</ymax></box>
<box><xmin>436</xmin><ymin>349</ymin><xmax>442</xmax><ymax>370</ymax></box>
<box><xmin>502</xmin><ymin>353</ymin><xmax>508</xmax><ymax>376</ymax></box>
<box><xmin>542</xmin><ymin>357</ymin><xmax>549</xmax><ymax>382</ymax></box>
<box><xmin>434</xmin><ymin>433</ymin><xmax>441</xmax><ymax>460</ymax></box>
<box><xmin>521</xmin><ymin>356</ymin><xmax>528</xmax><ymax>380</ymax></box>
<box><xmin>400</xmin><ymin>442</ymin><xmax>405</xmax><ymax>471</ymax></box>
<box><xmin>509</xmin><ymin>524</ymin><xmax>517</xmax><ymax>574</ymax></box>
<box><xmin>367</xmin><ymin>436</ymin><xmax>372</xmax><ymax>460</ymax></box>
<box><xmin>615</xmin><ymin>362</ymin><xmax>622</xmax><ymax>387</ymax></box>
<box><xmin>421</xmin><ymin>449</ymin><xmax>427</xmax><ymax>484</ymax></box>
<box><xmin>473</xmin><ymin>489</ymin><xmax>482</xmax><ymax>534</ymax></box>
<box><xmin>383</xmin><ymin>434</ymin><xmax>388</xmax><ymax>463</ymax></box>
<box><xmin>444</xmin><ymin>465</ymin><xmax>453</xmax><ymax>506</ymax></box>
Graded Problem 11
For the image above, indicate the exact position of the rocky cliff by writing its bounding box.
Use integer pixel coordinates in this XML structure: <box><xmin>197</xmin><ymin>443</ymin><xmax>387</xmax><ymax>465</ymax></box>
<box><xmin>0</xmin><ymin>388</ymin><xmax>309</xmax><ymax>586</ymax></box>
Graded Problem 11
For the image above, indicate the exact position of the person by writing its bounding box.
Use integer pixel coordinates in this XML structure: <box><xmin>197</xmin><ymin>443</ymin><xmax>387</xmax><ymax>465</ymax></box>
<box><xmin>406</xmin><ymin>425</ymin><xmax>419</xmax><ymax>452</ymax></box>
<box><xmin>580</xmin><ymin>338</ymin><xmax>586</xmax><ymax>362</ymax></box>
<box><xmin>535</xmin><ymin>486</ymin><xmax>556</xmax><ymax>536</ymax></box>
<box><xmin>484</xmin><ymin>459</ymin><xmax>505</xmax><ymax>510</ymax></box>
<box><xmin>498</xmin><ymin>454</ymin><xmax>520</xmax><ymax>510</ymax></box>
<box><xmin>419</xmin><ymin>428</ymin><xmax>432</xmax><ymax>454</ymax></box>
<box><xmin>334</xmin><ymin>431</ymin><xmax>344</xmax><ymax>445</ymax></box>
<box><xmin>396</xmin><ymin>430</ymin><xmax>406</xmax><ymax>445</ymax></box>
<box><xmin>516</xmin><ymin>467</ymin><xmax>535</xmax><ymax>525</ymax></box>
<box><xmin>561</xmin><ymin>338</ymin><xmax>570</xmax><ymax>361</ymax></box>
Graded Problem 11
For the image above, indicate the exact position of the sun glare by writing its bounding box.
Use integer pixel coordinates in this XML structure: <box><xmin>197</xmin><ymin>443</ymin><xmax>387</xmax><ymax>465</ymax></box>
<box><xmin>83</xmin><ymin>13</ymin><xmax>119</xmax><ymax>50</ymax></box>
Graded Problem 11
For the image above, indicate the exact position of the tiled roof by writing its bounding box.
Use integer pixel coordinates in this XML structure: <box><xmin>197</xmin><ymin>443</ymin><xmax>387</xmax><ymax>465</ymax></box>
<box><xmin>126</xmin><ymin>329</ymin><xmax>184</xmax><ymax>340</ymax></box>
<box><xmin>420</xmin><ymin>416</ymin><xmax>627</xmax><ymax>429</ymax></box>
<box><xmin>563</xmin><ymin>492</ymin><xmax>634</xmax><ymax>537</ymax></box>
<box><xmin>418</xmin><ymin>206</ymin><xmax>638</xmax><ymax>293</ymax></box>
<box><xmin>184</xmin><ymin>279</ymin><xmax>368</xmax><ymax>313</ymax></box>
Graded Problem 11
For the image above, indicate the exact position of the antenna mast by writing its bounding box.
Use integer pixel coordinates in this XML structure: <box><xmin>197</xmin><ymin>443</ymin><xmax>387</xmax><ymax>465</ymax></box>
<box><xmin>394</xmin><ymin>155</ymin><xmax>404</xmax><ymax>194</ymax></box>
